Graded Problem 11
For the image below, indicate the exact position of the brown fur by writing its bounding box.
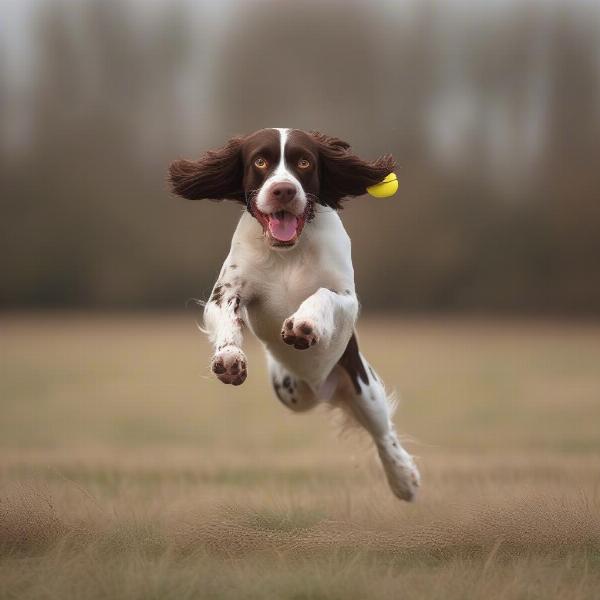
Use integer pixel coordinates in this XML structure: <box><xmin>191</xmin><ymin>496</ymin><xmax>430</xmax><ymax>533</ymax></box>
<box><xmin>338</xmin><ymin>332</ymin><xmax>369</xmax><ymax>394</ymax></box>
<box><xmin>168</xmin><ymin>136</ymin><xmax>246</xmax><ymax>204</ymax></box>
<box><xmin>310</xmin><ymin>131</ymin><xmax>396</xmax><ymax>209</ymax></box>
<box><xmin>168</xmin><ymin>129</ymin><xmax>396</xmax><ymax>210</ymax></box>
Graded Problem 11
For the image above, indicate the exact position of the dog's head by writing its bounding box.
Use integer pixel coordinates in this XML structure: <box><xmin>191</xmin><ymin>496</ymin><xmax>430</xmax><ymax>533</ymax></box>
<box><xmin>169</xmin><ymin>128</ymin><xmax>395</xmax><ymax>249</ymax></box>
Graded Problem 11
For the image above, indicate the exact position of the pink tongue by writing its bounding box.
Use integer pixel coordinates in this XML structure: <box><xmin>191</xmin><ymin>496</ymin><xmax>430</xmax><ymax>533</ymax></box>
<box><xmin>268</xmin><ymin>213</ymin><xmax>298</xmax><ymax>242</ymax></box>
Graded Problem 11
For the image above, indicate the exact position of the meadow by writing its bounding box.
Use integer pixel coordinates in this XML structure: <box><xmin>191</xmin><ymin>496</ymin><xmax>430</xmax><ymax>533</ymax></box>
<box><xmin>1</xmin><ymin>313</ymin><xmax>599</xmax><ymax>599</ymax></box>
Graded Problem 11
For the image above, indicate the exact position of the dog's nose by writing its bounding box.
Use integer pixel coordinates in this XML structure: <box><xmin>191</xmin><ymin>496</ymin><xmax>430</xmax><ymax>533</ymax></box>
<box><xmin>270</xmin><ymin>183</ymin><xmax>296</xmax><ymax>203</ymax></box>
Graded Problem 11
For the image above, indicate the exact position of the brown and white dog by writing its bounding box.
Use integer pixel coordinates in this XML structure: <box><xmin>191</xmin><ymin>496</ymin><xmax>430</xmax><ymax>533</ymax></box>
<box><xmin>169</xmin><ymin>128</ymin><xmax>420</xmax><ymax>501</ymax></box>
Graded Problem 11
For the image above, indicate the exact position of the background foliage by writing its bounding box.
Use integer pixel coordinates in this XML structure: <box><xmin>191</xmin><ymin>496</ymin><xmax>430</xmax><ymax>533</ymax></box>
<box><xmin>2</xmin><ymin>0</ymin><xmax>600</xmax><ymax>312</ymax></box>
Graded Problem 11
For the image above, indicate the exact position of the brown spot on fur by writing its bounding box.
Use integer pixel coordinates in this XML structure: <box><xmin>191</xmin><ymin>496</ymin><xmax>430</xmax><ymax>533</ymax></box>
<box><xmin>272</xmin><ymin>379</ymin><xmax>284</xmax><ymax>402</ymax></box>
<box><xmin>368</xmin><ymin>365</ymin><xmax>378</xmax><ymax>382</ymax></box>
<box><xmin>338</xmin><ymin>332</ymin><xmax>369</xmax><ymax>395</ymax></box>
<box><xmin>210</xmin><ymin>284</ymin><xmax>224</xmax><ymax>306</ymax></box>
<box><xmin>225</xmin><ymin>295</ymin><xmax>242</xmax><ymax>314</ymax></box>
<box><xmin>229</xmin><ymin>264</ymin><xmax>238</xmax><ymax>269</ymax></box>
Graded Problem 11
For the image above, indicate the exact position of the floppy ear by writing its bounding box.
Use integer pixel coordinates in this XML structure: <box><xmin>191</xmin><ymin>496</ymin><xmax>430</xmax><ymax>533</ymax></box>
<box><xmin>168</xmin><ymin>137</ymin><xmax>245</xmax><ymax>204</ymax></box>
<box><xmin>310</xmin><ymin>131</ymin><xmax>396</xmax><ymax>209</ymax></box>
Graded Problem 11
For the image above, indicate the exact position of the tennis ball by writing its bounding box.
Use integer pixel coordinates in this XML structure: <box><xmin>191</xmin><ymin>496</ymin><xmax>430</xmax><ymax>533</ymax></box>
<box><xmin>367</xmin><ymin>173</ymin><xmax>398</xmax><ymax>198</ymax></box>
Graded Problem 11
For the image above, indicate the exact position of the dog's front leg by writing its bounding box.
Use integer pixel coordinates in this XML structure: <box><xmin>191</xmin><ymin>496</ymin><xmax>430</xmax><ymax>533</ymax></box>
<box><xmin>281</xmin><ymin>288</ymin><xmax>358</xmax><ymax>350</ymax></box>
<box><xmin>204</xmin><ymin>265</ymin><xmax>249</xmax><ymax>385</ymax></box>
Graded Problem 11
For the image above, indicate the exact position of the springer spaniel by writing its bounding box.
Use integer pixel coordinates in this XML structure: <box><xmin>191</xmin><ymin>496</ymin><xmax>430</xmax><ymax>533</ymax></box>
<box><xmin>169</xmin><ymin>128</ymin><xmax>420</xmax><ymax>501</ymax></box>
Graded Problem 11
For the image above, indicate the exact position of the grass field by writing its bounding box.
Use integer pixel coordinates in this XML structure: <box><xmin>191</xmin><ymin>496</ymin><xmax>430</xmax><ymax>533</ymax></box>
<box><xmin>1</xmin><ymin>313</ymin><xmax>600</xmax><ymax>599</ymax></box>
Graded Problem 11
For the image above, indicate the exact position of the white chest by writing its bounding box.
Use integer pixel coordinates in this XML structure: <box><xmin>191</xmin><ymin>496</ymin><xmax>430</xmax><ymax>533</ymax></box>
<box><xmin>245</xmin><ymin>261</ymin><xmax>324</xmax><ymax>344</ymax></box>
<box><xmin>229</xmin><ymin>210</ymin><xmax>350</xmax><ymax>338</ymax></box>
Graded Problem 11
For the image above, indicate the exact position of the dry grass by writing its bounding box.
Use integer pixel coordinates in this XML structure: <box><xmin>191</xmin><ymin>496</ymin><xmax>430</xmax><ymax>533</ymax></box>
<box><xmin>1</xmin><ymin>313</ymin><xmax>600</xmax><ymax>599</ymax></box>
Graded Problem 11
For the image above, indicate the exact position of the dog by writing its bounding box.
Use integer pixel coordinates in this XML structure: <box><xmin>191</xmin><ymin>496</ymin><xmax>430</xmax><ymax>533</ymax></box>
<box><xmin>168</xmin><ymin>128</ymin><xmax>420</xmax><ymax>501</ymax></box>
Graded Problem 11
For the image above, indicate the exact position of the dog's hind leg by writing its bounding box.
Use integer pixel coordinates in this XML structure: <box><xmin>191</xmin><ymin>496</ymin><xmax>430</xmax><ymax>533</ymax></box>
<box><xmin>267</xmin><ymin>355</ymin><xmax>320</xmax><ymax>413</ymax></box>
<box><xmin>334</xmin><ymin>333</ymin><xmax>420</xmax><ymax>501</ymax></box>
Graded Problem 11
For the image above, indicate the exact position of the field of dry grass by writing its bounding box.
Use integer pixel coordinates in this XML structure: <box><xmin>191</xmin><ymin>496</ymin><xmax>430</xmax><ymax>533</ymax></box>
<box><xmin>1</xmin><ymin>313</ymin><xmax>600</xmax><ymax>599</ymax></box>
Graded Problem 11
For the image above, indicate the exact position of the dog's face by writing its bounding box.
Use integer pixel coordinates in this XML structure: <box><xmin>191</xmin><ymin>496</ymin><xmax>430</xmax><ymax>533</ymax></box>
<box><xmin>240</xmin><ymin>129</ymin><xmax>318</xmax><ymax>247</ymax></box>
<box><xmin>169</xmin><ymin>128</ymin><xmax>394</xmax><ymax>249</ymax></box>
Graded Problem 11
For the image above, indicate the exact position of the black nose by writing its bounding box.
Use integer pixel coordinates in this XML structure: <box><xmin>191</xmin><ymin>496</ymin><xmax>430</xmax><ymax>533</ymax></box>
<box><xmin>270</xmin><ymin>183</ymin><xmax>296</xmax><ymax>203</ymax></box>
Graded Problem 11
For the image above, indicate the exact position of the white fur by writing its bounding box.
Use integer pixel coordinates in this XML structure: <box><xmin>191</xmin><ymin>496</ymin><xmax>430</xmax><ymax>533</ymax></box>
<box><xmin>203</xmin><ymin>131</ymin><xmax>420</xmax><ymax>501</ymax></box>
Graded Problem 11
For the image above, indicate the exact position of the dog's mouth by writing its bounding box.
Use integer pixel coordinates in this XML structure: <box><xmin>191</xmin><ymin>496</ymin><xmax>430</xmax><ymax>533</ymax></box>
<box><xmin>266</xmin><ymin>210</ymin><xmax>302</xmax><ymax>244</ymax></box>
<box><xmin>253</xmin><ymin>207</ymin><xmax>308</xmax><ymax>247</ymax></box>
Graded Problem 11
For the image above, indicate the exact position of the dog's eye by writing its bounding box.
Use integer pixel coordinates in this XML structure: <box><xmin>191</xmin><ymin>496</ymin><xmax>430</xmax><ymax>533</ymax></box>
<box><xmin>254</xmin><ymin>157</ymin><xmax>268</xmax><ymax>169</ymax></box>
<box><xmin>298</xmin><ymin>158</ymin><xmax>311</xmax><ymax>169</ymax></box>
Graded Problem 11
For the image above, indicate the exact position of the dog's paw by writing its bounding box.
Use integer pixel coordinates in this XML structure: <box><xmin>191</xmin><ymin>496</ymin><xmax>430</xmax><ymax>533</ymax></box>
<box><xmin>211</xmin><ymin>346</ymin><xmax>247</xmax><ymax>385</ymax></box>
<box><xmin>281</xmin><ymin>317</ymin><xmax>319</xmax><ymax>350</ymax></box>
<box><xmin>385</xmin><ymin>460</ymin><xmax>420</xmax><ymax>502</ymax></box>
<box><xmin>378</xmin><ymin>437</ymin><xmax>421</xmax><ymax>502</ymax></box>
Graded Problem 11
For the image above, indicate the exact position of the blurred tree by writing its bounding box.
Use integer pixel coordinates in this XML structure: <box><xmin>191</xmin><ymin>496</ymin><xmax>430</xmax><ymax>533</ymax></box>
<box><xmin>0</xmin><ymin>0</ymin><xmax>599</xmax><ymax>313</ymax></box>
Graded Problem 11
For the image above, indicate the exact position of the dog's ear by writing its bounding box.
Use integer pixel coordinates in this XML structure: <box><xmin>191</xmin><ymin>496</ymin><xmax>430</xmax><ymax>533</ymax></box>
<box><xmin>168</xmin><ymin>137</ymin><xmax>245</xmax><ymax>204</ymax></box>
<box><xmin>310</xmin><ymin>131</ymin><xmax>396</xmax><ymax>209</ymax></box>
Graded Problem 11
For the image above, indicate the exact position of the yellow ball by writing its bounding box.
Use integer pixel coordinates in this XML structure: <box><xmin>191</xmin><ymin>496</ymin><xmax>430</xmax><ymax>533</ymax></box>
<box><xmin>367</xmin><ymin>173</ymin><xmax>398</xmax><ymax>198</ymax></box>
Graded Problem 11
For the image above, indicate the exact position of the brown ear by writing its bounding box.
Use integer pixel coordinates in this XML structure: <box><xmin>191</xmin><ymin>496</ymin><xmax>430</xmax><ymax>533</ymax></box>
<box><xmin>310</xmin><ymin>131</ymin><xmax>396</xmax><ymax>209</ymax></box>
<box><xmin>168</xmin><ymin>137</ymin><xmax>245</xmax><ymax>204</ymax></box>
